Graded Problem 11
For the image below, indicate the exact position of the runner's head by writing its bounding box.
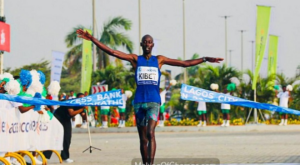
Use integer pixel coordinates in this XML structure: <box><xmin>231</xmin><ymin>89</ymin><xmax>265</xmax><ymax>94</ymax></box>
<box><xmin>140</xmin><ymin>35</ymin><xmax>154</xmax><ymax>55</ymax></box>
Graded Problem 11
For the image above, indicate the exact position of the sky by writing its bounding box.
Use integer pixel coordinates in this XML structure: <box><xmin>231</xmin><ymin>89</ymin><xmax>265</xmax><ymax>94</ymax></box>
<box><xmin>4</xmin><ymin>0</ymin><xmax>300</xmax><ymax>78</ymax></box>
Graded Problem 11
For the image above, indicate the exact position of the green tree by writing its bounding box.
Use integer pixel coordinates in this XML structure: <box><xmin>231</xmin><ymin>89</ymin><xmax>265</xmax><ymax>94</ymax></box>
<box><xmin>59</xmin><ymin>68</ymin><xmax>81</xmax><ymax>94</ymax></box>
<box><xmin>197</xmin><ymin>64</ymin><xmax>241</xmax><ymax>123</ymax></box>
<box><xmin>238</xmin><ymin>70</ymin><xmax>277</xmax><ymax>122</ymax></box>
<box><xmin>64</xmin><ymin>16</ymin><xmax>134</xmax><ymax>74</ymax></box>
<box><xmin>4</xmin><ymin>60</ymin><xmax>51</xmax><ymax>86</ymax></box>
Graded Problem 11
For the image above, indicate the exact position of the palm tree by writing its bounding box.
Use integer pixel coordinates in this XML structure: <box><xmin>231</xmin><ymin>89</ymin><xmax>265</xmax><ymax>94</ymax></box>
<box><xmin>239</xmin><ymin>70</ymin><xmax>278</xmax><ymax>122</ymax></box>
<box><xmin>92</xmin><ymin>64</ymin><xmax>128</xmax><ymax>89</ymax></box>
<box><xmin>64</xmin><ymin>16</ymin><xmax>134</xmax><ymax>74</ymax></box>
<box><xmin>276</xmin><ymin>73</ymin><xmax>300</xmax><ymax>87</ymax></box>
<box><xmin>64</xmin><ymin>25</ymin><xmax>85</xmax><ymax>75</ymax></box>
<box><xmin>239</xmin><ymin>69</ymin><xmax>253</xmax><ymax>100</ymax></box>
<box><xmin>290</xmin><ymin>84</ymin><xmax>300</xmax><ymax>110</ymax></box>
<box><xmin>199</xmin><ymin>64</ymin><xmax>241</xmax><ymax>90</ymax></box>
<box><xmin>197</xmin><ymin>64</ymin><xmax>241</xmax><ymax>123</ymax></box>
<box><xmin>256</xmin><ymin>75</ymin><xmax>276</xmax><ymax>103</ymax></box>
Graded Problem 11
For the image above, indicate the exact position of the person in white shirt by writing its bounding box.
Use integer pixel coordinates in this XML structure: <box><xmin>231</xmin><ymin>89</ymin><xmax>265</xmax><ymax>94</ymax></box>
<box><xmin>67</xmin><ymin>90</ymin><xmax>76</xmax><ymax>100</ymax></box>
<box><xmin>221</xmin><ymin>88</ymin><xmax>232</xmax><ymax>127</ymax></box>
<box><xmin>276</xmin><ymin>85</ymin><xmax>291</xmax><ymax>126</ymax></box>
<box><xmin>100</xmin><ymin>105</ymin><xmax>110</xmax><ymax>128</ymax></box>
<box><xmin>197</xmin><ymin>101</ymin><xmax>207</xmax><ymax>127</ymax></box>
<box><xmin>158</xmin><ymin>85</ymin><xmax>171</xmax><ymax>127</ymax></box>
<box><xmin>118</xmin><ymin>89</ymin><xmax>128</xmax><ymax>128</ymax></box>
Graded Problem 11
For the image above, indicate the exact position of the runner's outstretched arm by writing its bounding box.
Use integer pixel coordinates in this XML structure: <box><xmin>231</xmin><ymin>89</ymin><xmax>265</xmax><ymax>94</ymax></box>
<box><xmin>76</xmin><ymin>29</ymin><xmax>137</xmax><ymax>63</ymax></box>
<box><xmin>157</xmin><ymin>55</ymin><xmax>223</xmax><ymax>68</ymax></box>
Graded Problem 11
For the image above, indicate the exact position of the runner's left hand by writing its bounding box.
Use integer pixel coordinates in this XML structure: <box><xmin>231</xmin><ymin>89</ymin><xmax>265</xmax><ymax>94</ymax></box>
<box><xmin>206</xmin><ymin>57</ymin><xmax>223</xmax><ymax>63</ymax></box>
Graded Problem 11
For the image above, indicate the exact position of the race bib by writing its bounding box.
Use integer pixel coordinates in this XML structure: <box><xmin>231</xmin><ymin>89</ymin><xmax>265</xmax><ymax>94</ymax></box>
<box><xmin>137</xmin><ymin>66</ymin><xmax>159</xmax><ymax>85</ymax></box>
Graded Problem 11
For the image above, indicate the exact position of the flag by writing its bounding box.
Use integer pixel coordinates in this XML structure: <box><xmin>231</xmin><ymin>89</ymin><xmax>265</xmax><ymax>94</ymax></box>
<box><xmin>0</xmin><ymin>22</ymin><xmax>10</xmax><ymax>52</ymax></box>
<box><xmin>81</xmin><ymin>29</ymin><xmax>93</xmax><ymax>93</ymax></box>
<box><xmin>252</xmin><ymin>6</ymin><xmax>271</xmax><ymax>90</ymax></box>
<box><xmin>267</xmin><ymin>35</ymin><xmax>278</xmax><ymax>76</ymax></box>
<box><xmin>50</xmin><ymin>51</ymin><xmax>64</xmax><ymax>82</ymax></box>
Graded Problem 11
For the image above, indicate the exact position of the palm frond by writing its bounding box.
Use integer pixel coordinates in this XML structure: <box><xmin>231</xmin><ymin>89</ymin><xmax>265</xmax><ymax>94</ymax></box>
<box><xmin>65</xmin><ymin>25</ymin><xmax>85</xmax><ymax>48</ymax></box>
<box><xmin>63</xmin><ymin>44</ymin><xmax>82</xmax><ymax>71</ymax></box>
<box><xmin>103</xmin><ymin>16</ymin><xmax>132</xmax><ymax>32</ymax></box>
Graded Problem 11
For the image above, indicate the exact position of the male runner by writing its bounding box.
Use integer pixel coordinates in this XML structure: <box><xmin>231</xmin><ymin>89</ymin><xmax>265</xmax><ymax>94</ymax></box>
<box><xmin>77</xmin><ymin>29</ymin><xmax>223</xmax><ymax>165</ymax></box>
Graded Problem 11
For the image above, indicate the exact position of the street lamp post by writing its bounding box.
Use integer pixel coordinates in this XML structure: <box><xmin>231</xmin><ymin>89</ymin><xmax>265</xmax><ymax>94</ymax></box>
<box><xmin>220</xmin><ymin>16</ymin><xmax>231</xmax><ymax>66</ymax></box>
<box><xmin>238</xmin><ymin>30</ymin><xmax>246</xmax><ymax>71</ymax></box>
<box><xmin>92</xmin><ymin>0</ymin><xmax>97</xmax><ymax>71</ymax></box>
<box><xmin>250</xmin><ymin>40</ymin><xmax>255</xmax><ymax>72</ymax></box>
<box><xmin>182</xmin><ymin>0</ymin><xmax>187</xmax><ymax>83</ymax></box>
<box><xmin>229</xmin><ymin>50</ymin><xmax>233</xmax><ymax>67</ymax></box>
<box><xmin>251</xmin><ymin>40</ymin><xmax>256</xmax><ymax>123</ymax></box>
<box><xmin>0</xmin><ymin>0</ymin><xmax>4</xmax><ymax>74</ymax></box>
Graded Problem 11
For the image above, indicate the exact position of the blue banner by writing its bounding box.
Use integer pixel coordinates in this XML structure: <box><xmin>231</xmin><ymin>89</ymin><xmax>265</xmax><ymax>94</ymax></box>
<box><xmin>0</xmin><ymin>90</ymin><xmax>123</xmax><ymax>106</ymax></box>
<box><xmin>181</xmin><ymin>84</ymin><xmax>300</xmax><ymax>115</ymax></box>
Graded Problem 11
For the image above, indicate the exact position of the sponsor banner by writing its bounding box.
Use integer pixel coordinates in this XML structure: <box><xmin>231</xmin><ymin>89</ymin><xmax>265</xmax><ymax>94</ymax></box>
<box><xmin>181</xmin><ymin>84</ymin><xmax>300</xmax><ymax>115</ymax></box>
<box><xmin>0</xmin><ymin>89</ymin><xmax>123</xmax><ymax>106</ymax></box>
<box><xmin>267</xmin><ymin>35</ymin><xmax>278</xmax><ymax>76</ymax></box>
<box><xmin>81</xmin><ymin>29</ymin><xmax>93</xmax><ymax>93</ymax></box>
<box><xmin>0</xmin><ymin>101</ymin><xmax>63</xmax><ymax>152</ymax></box>
<box><xmin>0</xmin><ymin>22</ymin><xmax>10</xmax><ymax>52</ymax></box>
<box><xmin>50</xmin><ymin>51</ymin><xmax>64</xmax><ymax>82</ymax></box>
<box><xmin>252</xmin><ymin>6</ymin><xmax>272</xmax><ymax>89</ymax></box>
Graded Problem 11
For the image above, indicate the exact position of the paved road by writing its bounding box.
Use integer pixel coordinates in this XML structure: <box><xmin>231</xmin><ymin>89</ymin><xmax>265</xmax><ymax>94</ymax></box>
<box><xmin>44</xmin><ymin>130</ymin><xmax>300</xmax><ymax>165</ymax></box>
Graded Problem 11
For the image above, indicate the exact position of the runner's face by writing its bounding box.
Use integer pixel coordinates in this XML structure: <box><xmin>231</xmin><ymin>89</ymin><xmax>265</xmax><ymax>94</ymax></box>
<box><xmin>141</xmin><ymin>36</ymin><xmax>154</xmax><ymax>54</ymax></box>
